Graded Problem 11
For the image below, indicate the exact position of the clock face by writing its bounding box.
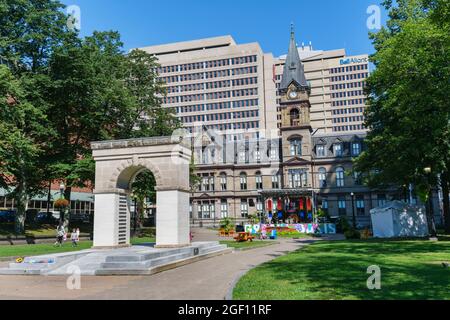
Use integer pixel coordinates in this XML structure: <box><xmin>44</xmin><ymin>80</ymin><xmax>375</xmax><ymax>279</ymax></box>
<box><xmin>289</xmin><ymin>90</ymin><xmax>298</xmax><ymax>99</ymax></box>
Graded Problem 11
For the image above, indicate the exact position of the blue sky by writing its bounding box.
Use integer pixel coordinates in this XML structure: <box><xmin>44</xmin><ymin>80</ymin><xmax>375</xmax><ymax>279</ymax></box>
<box><xmin>61</xmin><ymin>0</ymin><xmax>388</xmax><ymax>57</ymax></box>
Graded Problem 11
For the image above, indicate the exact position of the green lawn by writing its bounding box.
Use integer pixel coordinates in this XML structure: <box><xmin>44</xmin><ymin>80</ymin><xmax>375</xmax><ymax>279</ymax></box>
<box><xmin>220</xmin><ymin>240</ymin><xmax>277</xmax><ymax>250</ymax></box>
<box><xmin>0</xmin><ymin>222</ymin><xmax>92</xmax><ymax>238</ymax></box>
<box><xmin>0</xmin><ymin>237</ymin><xmax>155</xmax><ymax>259</ymax></box>
<box><xmin>277</xmin><ymin>233</ymin><xmax>315</xmax><ymax>239</ymax></box>
<box><xmin>233</xmin><ymin>240</ymin><xmax>450</xmax><ymax>300</ymax></box>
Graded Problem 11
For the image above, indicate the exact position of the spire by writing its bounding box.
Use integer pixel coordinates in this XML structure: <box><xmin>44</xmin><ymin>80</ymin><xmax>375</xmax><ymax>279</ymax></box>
<box><xmin>280</xmin><ymin>24</ymin><xmax>309</xmax><ymax>91</ymax></box>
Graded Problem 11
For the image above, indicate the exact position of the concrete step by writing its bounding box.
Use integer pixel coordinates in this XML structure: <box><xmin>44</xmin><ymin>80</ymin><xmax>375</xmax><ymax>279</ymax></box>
<box><xmin>95</xmin><ymin>247</ymin><xmax>233</xmax><ymax>276</ymax></box>
<box><xmin>147</xmin><ymin>250</ymin><xmax>194</xmax><ymax>268</ymax></box>
<box><xmin>107</xmin><ymin>246</ymin><xmax>192</xmax><ymax>263</ymax></box>
<box><xmin>101</xmin><ymin>249</ymin><xmax>194</xmax><ymax>270</ymax></box>
<box><xmin>199</xmin><ymin>244</ymin><xmax>228</xmax><ymax>255</ymax></box>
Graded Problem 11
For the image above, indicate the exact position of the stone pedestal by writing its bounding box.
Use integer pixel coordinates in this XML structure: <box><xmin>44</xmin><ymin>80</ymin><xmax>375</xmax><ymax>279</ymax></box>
<box><xmin>156</xmin><ymin>190</ymin><xmax>190</xmax><ymax>248</ymax></box>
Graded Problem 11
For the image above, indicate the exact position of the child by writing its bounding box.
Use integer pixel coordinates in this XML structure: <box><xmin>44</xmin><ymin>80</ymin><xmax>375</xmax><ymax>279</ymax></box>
<box><xmin>71</xmin><ymin>228</ymin><xmax>79</xmax><ymax>247</ymax></box>
<box><xmin>54</xmin><ymin>224</ymin><xmax>65</xmax><ymax>247</ymax></box>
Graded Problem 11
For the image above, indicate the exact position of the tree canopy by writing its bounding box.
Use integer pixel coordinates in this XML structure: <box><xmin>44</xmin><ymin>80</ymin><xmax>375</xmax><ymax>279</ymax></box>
<box><xmin>0</xmin><ymin>0</ymin><xmax>180</xmax><ymax>233</ymax></box>
<box><xmin>355</xmin><ymin>0</ymin><xmax>450</xmax><ymax>232</ymax></box>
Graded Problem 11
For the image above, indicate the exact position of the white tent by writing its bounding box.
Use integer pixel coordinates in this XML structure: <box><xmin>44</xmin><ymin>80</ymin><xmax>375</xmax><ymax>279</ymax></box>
<box><xmin>370</xmin><ymin>201</ymin><xmax>429</xmax><ymax>238</ymax></box>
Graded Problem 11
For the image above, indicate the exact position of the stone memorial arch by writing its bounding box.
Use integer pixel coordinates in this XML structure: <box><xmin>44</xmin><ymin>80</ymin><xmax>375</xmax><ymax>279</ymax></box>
<box><xmin>91</xmin><ymin>136</ymin><xmax>191</xmax><ymax>248</ymax></box>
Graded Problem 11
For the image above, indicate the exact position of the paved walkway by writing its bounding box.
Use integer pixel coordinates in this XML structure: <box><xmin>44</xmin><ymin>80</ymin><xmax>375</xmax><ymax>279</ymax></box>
<box><xmin>0</xmin><ymin>230</ymin><xmax>342</xmax><ymax>300</ymax></box>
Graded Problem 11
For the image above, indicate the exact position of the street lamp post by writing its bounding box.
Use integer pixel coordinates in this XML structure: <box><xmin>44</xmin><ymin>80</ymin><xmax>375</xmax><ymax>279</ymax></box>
<box><xmin>59</xmin><ymin>183</ymin><xmax>65</xmax><ymax>224</ymax></box>
<box><xmin>351</xmin><ymin>192</ymin><xmax>357</xmax><ymax>229</ymax></box>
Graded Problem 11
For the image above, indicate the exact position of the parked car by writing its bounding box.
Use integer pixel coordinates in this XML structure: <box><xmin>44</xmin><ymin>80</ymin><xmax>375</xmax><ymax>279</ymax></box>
<box><xmin>26</xmin><ymin>209</ymin><xmax>38</xmax><ymax>223</ymax></box>
<box><xmin>70</xmin><ymin>213</ymin><xmax>91</xmax><ymax>224</ymax></box>
<box><xmin>35</xmin><ymin>211</ymin><xmax>58</xmax><ymax>224</ymax></box>
<box><xmin>0</xmin><ymin>210</ymin><xmax>15</xmax><ymax>223</ymax></box>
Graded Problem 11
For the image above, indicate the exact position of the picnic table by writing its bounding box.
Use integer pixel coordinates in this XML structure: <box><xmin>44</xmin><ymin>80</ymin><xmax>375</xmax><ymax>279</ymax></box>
<box><xmin>219</xmin><ymin>229</ymin><xmax>235</xmax><ymax>237</ymax></box>
<box><xmin>234</xmin><ymin>232</ymin><xmax>254</xmax><ymax>242</ymax></box>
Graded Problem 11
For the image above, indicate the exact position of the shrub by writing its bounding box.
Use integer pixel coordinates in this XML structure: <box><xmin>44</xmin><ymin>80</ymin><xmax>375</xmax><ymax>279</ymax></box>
<box><xmin>220</xmin><ymin>217</ymin><xmax>234</xmax><ymax>233</ymax></box>
<box><xmin>360</xmin><ymin>228</ymin><xmax>372</xmax><ymax>240</ymax></box>
<box><xmin>337</xmin><ymin>216</ymin><xmax>351</xmax><ymax>233</ymax></box>
<box><xmin>344</xmin><ymin>228</ymin><xmax>361</xmax><ymax>240</ymax></box>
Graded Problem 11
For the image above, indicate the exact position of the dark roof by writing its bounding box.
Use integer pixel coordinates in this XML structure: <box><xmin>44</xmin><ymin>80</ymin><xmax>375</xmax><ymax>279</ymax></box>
<box><xmin>280</xmin><ymin>27</ymin><xmax>309</xmax><ymax>90</ymax></box>
<box><xmin>312</xmin><ymin>133</ymin><xmax>366</xmax><ymax>146</ymax></box>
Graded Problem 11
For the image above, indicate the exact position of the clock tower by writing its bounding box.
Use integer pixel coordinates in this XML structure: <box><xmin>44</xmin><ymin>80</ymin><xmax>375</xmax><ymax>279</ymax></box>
<box><xmin>279</xmin><ymin>26</ymin><xmax>313</xmax><ymax>189</ymax></box>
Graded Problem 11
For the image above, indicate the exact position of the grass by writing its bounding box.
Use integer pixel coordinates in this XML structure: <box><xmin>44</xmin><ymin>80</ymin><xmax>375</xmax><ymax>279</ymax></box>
<box><xmin>233</xmin><ymin>239</ymin><xmax>450</xmax><ymax>300</ymax></box>
<box><xmin>220</xmin><ymin>240</ymin><xmax>277</xmax><ymax>250</ymax></box>
<box><xmin>0</xmin><ymin>222</ymin><xmax>92</xmax><ymax>238</ymax></box>
<box><xmin>277</xmin><ymin>233</ymin><xmax>315</xmax><ymax>239</ymax></box>
<box><xmin>0</xmin><ymin>237</ymin><xmax>155</xmax><ymax>259</ymax></box>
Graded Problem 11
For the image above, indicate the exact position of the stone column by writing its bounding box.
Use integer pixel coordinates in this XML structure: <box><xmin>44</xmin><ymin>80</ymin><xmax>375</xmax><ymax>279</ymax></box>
<box><xmin>93</xmin><ymin>189</ymin><xmax>131</xmax><ymax>248</ymax></box>
<box><xmin>155</xmin><ymin>188</ymin><xmax>190</xmax><ymax>248</ymax></box>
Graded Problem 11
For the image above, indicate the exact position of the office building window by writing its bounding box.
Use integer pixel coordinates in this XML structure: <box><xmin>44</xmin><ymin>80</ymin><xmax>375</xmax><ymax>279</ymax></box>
<box><xmin>240</xmin><ymin>199</ymin><xmax>249</xmax><ymax>218</ymax></box>
<box><xmin>201</xmin><ymin>176</ymin><xmax>210</xmax><ymax>191</ymax></box>
<box><xmin>338</xmin><ymin>197</ymin><xmax>347</xmax><ymax>216</ymax></box>
<box><xmin>352</xmin><ymin>142</ymin><xmax>361</xmax><ymax>156</ymax></box>
<box><xmin>289</xmin><ymin>169</ymin><xmax>307</xmax><ymax>188</ymax></box>
<box><xmin>255</xmin><ymin>172</ymin><xmax>263</xmax><ymax>189</ymax></box>
<box><xmin>201</xmin><ymin>203</ymin><xmax>210</xmax><ymax>219</ymax></box>
<box><xmin>290</xmin><ymin>139</ymin><xmax>302</xmax><ymax>156</ymax></box>
<box><xmin>256</xmin><ymin>199</ymin><xmax>263</xmax><ymax>212</ymax></box>
<box><xmin>238</xmin><ymin>151</ymin><xmax>246</xmax><ymax>163</ymax></box>
<box><xmin>240</xmin><ymin>173</ymin><xmax>248</xmax><ymax>190</ymax></box>
<box><xmin>201</xmin><ymin>174</ymin><xmax>215</xmax><ymax>191</ymax></box>
<box><xmin>356</xmin><ymin>196</ymin><xmax>365</xmax><ymax>215</ymax></box>
<box><xmin>316</xmin><ymin>145</ymin><xmax>326</xmax><ymax>157</ymax></box>
<box><xmin>272</xmin><ymin>174</ymin><xmax>280</xmax><ymax>189</ymax></box>
<box><xmin>220</xmin><ymin>200</ymin><xmax>228</xmax><ymax>218</ymax></box>
<box><xmin>270</xmin><ymin>148</ymin><xmax>278</xmax><ymax>160</ymax></box>
<box><xmin>318</xmin><ymin>167</ymin><xmax>327</xmax><ymax>188</ymax></box>
<box><xmin>220</xmin><ymin>173</ymin><xmax>227</xmax><ymax>191</ymax></box>
<box><xmin>321</xmin><ymin>198</ymin><xmax>329</xmax><ymax>215</ymax></box>
<box><xmin>336</xmin><ymin>167</ymin><xmax>345</xmax><ymax>187</ymax></box>
<box><xmin>334</xmin><ymin>143</ymin><xmax>343</xmax><ymax>157</ymax></box>
<box><xmin>377</xmin><ymin>194</ymin><xmax>387</xmax><ymax>207</ymax></box>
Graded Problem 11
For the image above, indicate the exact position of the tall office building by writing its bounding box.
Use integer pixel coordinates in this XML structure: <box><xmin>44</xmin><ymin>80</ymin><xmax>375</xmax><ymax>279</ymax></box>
<box><xmin>139</xmin><ymin>35</ymin><xmax>369</xmax><ymax>135</ymax></box>
<box><xmin>139</xmin><ymin>36</ymin><xmax>279</xmax><ymax>138</ymax></box>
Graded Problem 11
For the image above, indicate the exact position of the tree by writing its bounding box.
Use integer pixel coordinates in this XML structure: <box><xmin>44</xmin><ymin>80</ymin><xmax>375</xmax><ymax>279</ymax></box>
<box><xmin>131</xmin><ymin>171</ymin><xmax>156</xmax><ymax>232</ymax></box>
<box><xmin>0</xmin><ymin>0</ymin><xmax>74</xmax><ymax>233</ymax></box>
<box><xmin>0</xmin><ymin>1</ymin><xmax>181</xmax><ymax>232</ymax></box>
<box><xmin>0</xmin><ymin>65</ymin><xmax>53</xmax><ymax>233</ymax></box>
<box><xmin>45</xmin><ymin>33</ymin><xmax>181</xmax><ymax>207</ymax></box>
<box><xmin>355</xmin><ymin>0</ymin><xmax>450</xmax><ymax>234</ymax></box>
<box><xmin>0</xmin><ymin>0</ymin><xmax>70</xmax><ymax>73</ymax></box>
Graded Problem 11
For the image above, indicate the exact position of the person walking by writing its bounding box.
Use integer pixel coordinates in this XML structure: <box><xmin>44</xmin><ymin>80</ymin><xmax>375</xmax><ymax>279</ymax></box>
<box><xmin>71</xmin><ymin>228</ymin><xmax>79</xmax><ymax>247</ymax></box>
<box><xmin>54</xmin><ymin>223</ymin><xmax>65</xmax><ymax>247</ymax></box>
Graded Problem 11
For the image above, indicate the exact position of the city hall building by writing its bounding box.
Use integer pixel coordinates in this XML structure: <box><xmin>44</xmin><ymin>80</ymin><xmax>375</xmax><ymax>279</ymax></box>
<box><xmin>187</xmin><ymin>29</ymin><xmax>406</xmax><ymax>227</ymax></box>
